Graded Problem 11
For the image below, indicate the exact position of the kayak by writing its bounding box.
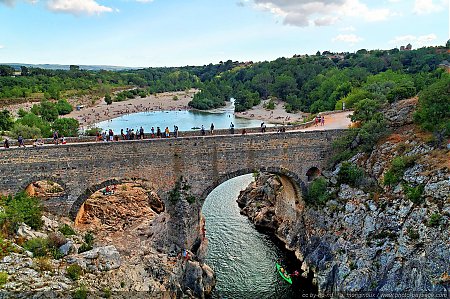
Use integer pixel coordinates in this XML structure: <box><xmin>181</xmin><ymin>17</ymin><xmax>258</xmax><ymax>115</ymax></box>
<box><xmin>276</xmin><ymin>263</ymin><xmax>292</xmax><ymax>284</ymax></box>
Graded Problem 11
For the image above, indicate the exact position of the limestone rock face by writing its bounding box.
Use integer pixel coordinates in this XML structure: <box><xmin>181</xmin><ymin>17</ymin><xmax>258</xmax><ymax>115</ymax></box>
<box><xmin>237</xmin><ymin>100</ymin><xmax>449</xmax><ymax>297</ymax></box>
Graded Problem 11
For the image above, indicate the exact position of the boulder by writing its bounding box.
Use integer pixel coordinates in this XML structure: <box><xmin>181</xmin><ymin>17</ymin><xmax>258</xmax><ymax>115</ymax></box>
<box><xmin>59</xmin><ymin>241</ymin><xmax>76</xmax><ymax>256</ymax></box>
<box><xmin>16</xmin><ymin>223</ymin><xmax>47</xmax><ymax>240</ymax></box>
<box><xmin>66</xmin><ymin>245</ymin><xmax>121</xmax><ymax>272</ymax></box>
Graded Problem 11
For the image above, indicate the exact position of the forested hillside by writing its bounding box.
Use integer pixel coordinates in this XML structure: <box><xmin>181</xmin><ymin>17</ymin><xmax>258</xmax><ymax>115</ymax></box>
<box><xmin>189</xmin><ymin>47</ymin><xmax>449</xmax><ymax>113</ymax></box>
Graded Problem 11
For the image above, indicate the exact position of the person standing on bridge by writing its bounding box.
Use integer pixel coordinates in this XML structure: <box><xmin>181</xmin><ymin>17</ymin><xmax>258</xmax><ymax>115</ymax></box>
<box><xmin>3</xmin><ymin>138</ymin><xmax>9</xmax><ymax>149</ymax></box>
<box><xmin>230</xmin><ymin>122</ymin><xmax>235</xmax><ymax>134</ymax></box>
<box><xmin>321</xmin><ymin>115</ymin><xmax>325</xmax><ymax>126</ymax></box>
<box><xmin>210</xmin><ymin>123</ymin><xmax>214</xmax><ymax>135</ymax></box>
<box><xmin>18</xmin><ymin>135</ymin><xmax>25</xmax><ymax>147</ymax></box>
<box><xmin>201</xmin><ymin>125</ymin><xmax>206</xmax><ymax>136</ymax></box>
<box><xmin>165</xmin><ymin>127</ymin><xmax>170</xmax><ymax>138</ymax></box>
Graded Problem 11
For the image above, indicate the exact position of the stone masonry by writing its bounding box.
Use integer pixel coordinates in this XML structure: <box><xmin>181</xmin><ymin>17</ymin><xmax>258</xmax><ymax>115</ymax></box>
<box><xmin>0</xmin><ymin>130</ymin><xmax>345</xmax><ymax>218</ymax></box>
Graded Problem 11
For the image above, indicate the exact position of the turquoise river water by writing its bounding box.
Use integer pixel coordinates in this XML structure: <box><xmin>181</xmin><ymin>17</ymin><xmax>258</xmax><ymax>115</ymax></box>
<box><xmin>202</xmin><ymin>175</ymin><xmax>316</xmax><ymax>299</ymax></box>
<box><xmin>94</xmin><ymin>110</ymin><xmax>268</xmax><ymax>133</ymax></box>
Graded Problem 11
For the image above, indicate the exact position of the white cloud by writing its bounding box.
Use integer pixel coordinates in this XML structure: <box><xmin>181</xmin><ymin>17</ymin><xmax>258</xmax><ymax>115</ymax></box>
<box><xmin>135</xmin><ymin>0</ymin><xmax>153</xmax><ymax>2</ymax></box>
<box><xmin>0</xmin><ymin>45</ymin><xmax>4</xmax><ymax>49</ymax></box>
<box><xmin>332</xmin><ymin>33</ymin><xmax>363</xmax><ymax>44</ymax></box>
<box><xmin>251</xmin><ymin>0</ymin><xmax>394</xmax><ymax>27</ymax></box>
<box><xmin>47</xmin><ymin>0</ymin><xmax>113</xmax><ymax>15</ymax></box>
<box><xmin>389</xmin><ymin>33</ymin><xmax>438</xmax><ymax>47</ymax></box>
<box><xmin>413</xmin><ymin>0</ymin><xmax>444</xmax><ymax>14</ymax></box>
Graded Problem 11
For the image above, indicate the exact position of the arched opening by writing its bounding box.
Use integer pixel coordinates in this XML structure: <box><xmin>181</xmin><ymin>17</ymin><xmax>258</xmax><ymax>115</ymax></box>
<box><xmin>20</xmin><ymin>177</ymin><xmax>68</xmax><ymax>215</ymax></box>
<box><xmin>24</xmin><ymin>180</ymin><xmax>66</xmax><ymax>199</ymax></box>
<box><xmin>200</xmin><ymin>170</ymin><xmax>315</xmax><ymax>298</ymax></box>
<box><xmin>306</xmin><ymin>167</ymin><xmax>321</xmax><ymax>182</ymax></box>
<box><xmin>73</xmin><ymin>180</ymin><xmax>164</xmax><ymax>254</ymax></box>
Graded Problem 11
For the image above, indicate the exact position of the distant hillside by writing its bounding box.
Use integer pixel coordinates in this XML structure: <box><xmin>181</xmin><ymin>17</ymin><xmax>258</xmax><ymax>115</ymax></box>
<box><xmin>2</xmin><ymin>63</ymin><xmax>141</xmax><ymax>71</ymax></box>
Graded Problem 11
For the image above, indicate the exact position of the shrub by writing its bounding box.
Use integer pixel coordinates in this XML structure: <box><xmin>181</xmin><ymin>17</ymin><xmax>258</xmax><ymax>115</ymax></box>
<box><xmin>0</xmin><ymin>271</ymin><xmax>8</xmax><ymax>286</ymax></box>
<box><xmin>306</xmin><ymin>177</ymin><xmax>329</xmax><ymax>205</ymax></box>
<box><xmin>428</xmin><ymin>213</ymin><xmax>442</xmax><ymax>227</ymax></box>
<box><xmin>9</xmin><ymin>123</ymin><xmax>42</xmax><ymax>139</ymax></box>
<box><xmin>0</xmin><ymin>237</ymin><xmax>16</xmax><ymax>259</ymax></box>
<box><xmin>34</xmin><ymin>257</ymin><xmax>53</xmax><ymax>272</ymax></box>
<box><xmin>52</xmin><ymin>118</ymin><xmax>79</xmax><ymax>137</ymax></box>
<box><xmin>3</xmin><ymin>192</ymin><xmax>43</xmax><ymax>232</ymax></box>
<box><xmin>78</xmin><ymin>243</ymin><xmax>93</xmax><ymax>254</ymax></box>
<box><xmin>84</xmin><ymin>232</ymin><xmax>94</xmax><ymax>246</ymax></box>
<box><xmin>403</xmin><ymin>184</ymin><xmax>424</xmax><ymax>204</ymax></box>
<box><xmin>47</xmin><ymin>232</ymin><xmax>67</xmax><ymax>248</ymax></box>
<box><xmin>414</xmin><ymin>75</ymin><xmax>450</xmax><ymax>137</ymax></box>
<box><xmin>59</xmin><ymin>224</ymin><xmax>76</xmax><ymax>236</ymax></box>
<box><xmin>67</xmin><ymin>264</ymin><xmax>83</xmax><ymax>281</ymax></box>
<box><xmin>337</xmin><ymin>162</ymin><xmax>364</xmax><ymax>187</ymax></box>
<box><xmin>101</xmin><ymin>287</ymin><xmax>112</xmax><ymax>298</ymax></box>
<box><xmin>264</xmin><ymin>99</ymin><xmax>276</xmax><ymax>110</ymax></box>
<box><xmin>24</xmin><ymin>238</ymin><xmax>48</xmax><ymax>257</ymax></box>
<box><xmin>72</xmin><ymin>285</ymin><xmax>88</xmax><ymax>299</ymax></box>
<box><xmin>84</xmin><ymin>127</ymin><xmax>101</xmax><ymax>136</ymax></box>
<box><xmin>104</xmin><ymin>94</ymin><xmax>112</xmax><ymax>105</ymax></box>
<box><xmin>406</xmin><ymin>227</ymin><xmax>420</xmax><ymax>240</ymax></box>
<box><xmin>383</xmin><ymin>156</ymin><xmax>416</xmax><ymax>186</ymax></box>
<box><xmin>55</xmin><ymin>99</ymin><xmax>73</xmax><ymax>115</ymax></box>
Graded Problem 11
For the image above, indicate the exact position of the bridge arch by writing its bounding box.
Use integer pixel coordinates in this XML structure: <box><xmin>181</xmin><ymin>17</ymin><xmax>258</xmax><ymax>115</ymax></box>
<box><xmin>199</xmin><ymin>166</ymin><xmax>306</xmax><ymax>204</ymax></box>
<box><xmin>18</xmin><ymin>175</ymin><xmax>68</xmax><ymax>196</ymax></box>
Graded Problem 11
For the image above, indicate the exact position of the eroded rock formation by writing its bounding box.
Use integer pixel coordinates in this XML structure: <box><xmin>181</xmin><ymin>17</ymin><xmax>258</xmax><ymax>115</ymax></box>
<box><xmin>237</xmin><ymin>100</ymin><xmax>449</xmax><ymax>297</ymax></box>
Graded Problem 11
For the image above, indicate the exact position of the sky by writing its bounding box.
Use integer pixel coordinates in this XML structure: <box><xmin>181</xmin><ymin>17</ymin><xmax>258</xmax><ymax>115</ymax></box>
<box><xmin>0</xmin><ymin>0</ymin><xmax>449</xmax><ymax>67</ymax></box>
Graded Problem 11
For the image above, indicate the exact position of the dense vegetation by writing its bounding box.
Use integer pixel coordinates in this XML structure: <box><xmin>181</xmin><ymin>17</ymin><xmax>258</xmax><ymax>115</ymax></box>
<box><xmin>189</xmin><ymin>47</ymin><xmax>449</xmax><ymax>113</ymax></box>
<box><xmin>0</xmin><ymin>45</ymin><xmax>448</xmax><ymax>140</ymax></box>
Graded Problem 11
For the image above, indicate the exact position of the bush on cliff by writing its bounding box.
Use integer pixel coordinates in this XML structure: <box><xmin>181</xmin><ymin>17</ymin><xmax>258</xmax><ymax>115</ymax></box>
<box><xmin>0</xmin><ymin>192</ymin><xmax>43</xmax><ymax>234</ymax></box>
<box><xmin>337</xmin><ymin>162</ymin><xmax>365</xmax><ymax>187</ymax></box>
<box><xmin>383</xmin><ymin>156</ymin><xmax>416</xmax><ymax>187</ymax></box>
<box><xmin>24</xmin><ymin>238</ymin><xmax>48</xmax><ymax>257</ymax></box>
<box><xmin>306</xmin><ymin>177</ymin><xmax>329</xmax><ymax>205</ymax></box>
<box><xmin>414</xmin><ymin>74</ymin><xmax>450</xmax><ymax>137</ymax></box>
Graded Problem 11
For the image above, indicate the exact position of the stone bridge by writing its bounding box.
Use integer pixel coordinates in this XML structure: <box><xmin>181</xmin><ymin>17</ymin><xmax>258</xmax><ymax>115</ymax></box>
<box><xmin>0</xmin><ymin>129</ymin><xmax>345</xmax><ymax>249</ymax></box>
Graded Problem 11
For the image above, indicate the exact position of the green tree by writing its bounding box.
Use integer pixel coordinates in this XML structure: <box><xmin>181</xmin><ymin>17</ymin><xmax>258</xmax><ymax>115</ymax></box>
<box><xmin>17</xmin><ymin>112</ymin><xmax>52</xmax><ymax>137</ymax></box>
<box><xmin>351</xmin><ymin>98</ymin><xmax>383</xmax><ymax>122</ymax></box>
<box><xmin>52</xmin><ymin>118</ymin><xmax>79</xmax><ymax>137</ymax></box>
<box><xmin>55</xmin><ymin>99</ymin><xmax>73</xmax><ymax>115</ymax></box>
<box><xmin>0</xmin><ymin>110</ymin><xmax>14</xmax><ymax>131</ymax></box>
<box><xmin>104</xmin><ymin>94</ymin><xmax>112</xmax><ymax>105</ymax></box>
<box><xmin>414</xmin><ymin>75</ymin><xmax>450</xmax><ymax>136</ymax></box>
<box><xmin>9</xmin><ymin>123</ymin><xmax>41</xmax><ymax>139</ymax></box>
<box><xmin>40</xmin><ymin>101</ymin><xmax>59</xmax><ymax>122</ymax></box>
<box><xmin>0</xmin><ymin>65</ymin><xmax>14</xmax><ymax>77</ymax></box>
<box><xmin>271</xmin><ymin>74</ymin><xmax>297</xmax><ymax>100</ymax></box>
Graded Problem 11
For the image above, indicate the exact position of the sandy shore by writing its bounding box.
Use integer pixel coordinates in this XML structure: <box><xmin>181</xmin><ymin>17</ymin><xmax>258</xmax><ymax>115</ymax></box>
<box><xmin>235</xmin><ymin>99</ymin><xmax>308</xmax><ymax>125</ymax></box>
<box><xmin>6</xmin><ymin>91</ymin><xmax>314</xmax><ymax>129</ymax></box>
<box><xmin>64</xmin><ymin>90</ymin><xmax>196</xmax><ymax>128</ymax></box>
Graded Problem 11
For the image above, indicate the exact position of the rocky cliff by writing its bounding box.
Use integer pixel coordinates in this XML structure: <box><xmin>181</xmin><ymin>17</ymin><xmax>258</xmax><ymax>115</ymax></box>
<box><xmin>0</xmin><ymin>182</ymin><xmax>215</xmax><ymax>298</ymax></box>
<box><xmin>237</xmin><ymin>99</ymin><xmax>449</xmax><ymax>297</ymax></box>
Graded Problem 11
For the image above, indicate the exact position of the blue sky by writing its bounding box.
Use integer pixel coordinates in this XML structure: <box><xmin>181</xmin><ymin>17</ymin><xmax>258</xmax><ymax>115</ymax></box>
<box><xmin>0</xmin><ymin>0</ymin><xmax>448</xmax><ymax>67</ymax></box>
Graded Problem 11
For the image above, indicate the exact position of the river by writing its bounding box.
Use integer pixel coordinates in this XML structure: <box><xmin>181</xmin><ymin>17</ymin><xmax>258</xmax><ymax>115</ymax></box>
<box><xmin>94</xmin><ymin>110</ymin><xmax>268</xmax><ymax>133</ymax></box>
<box><xmin>202</xmin><ymin>174</ymin><xmax>316</xmax><ymax>299</ymax></box>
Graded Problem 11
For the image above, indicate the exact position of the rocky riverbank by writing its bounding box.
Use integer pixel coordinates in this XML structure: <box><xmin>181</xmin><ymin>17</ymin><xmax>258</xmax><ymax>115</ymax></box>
<box><xmin>237</xmin><ymin>99</ymin><xmax>449</xmax><ymax>297</ymax></box>
<box><xmin>0</xmin><ymin>182</ymin><xmax>215</xmax><ymax>298</ymax></box>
